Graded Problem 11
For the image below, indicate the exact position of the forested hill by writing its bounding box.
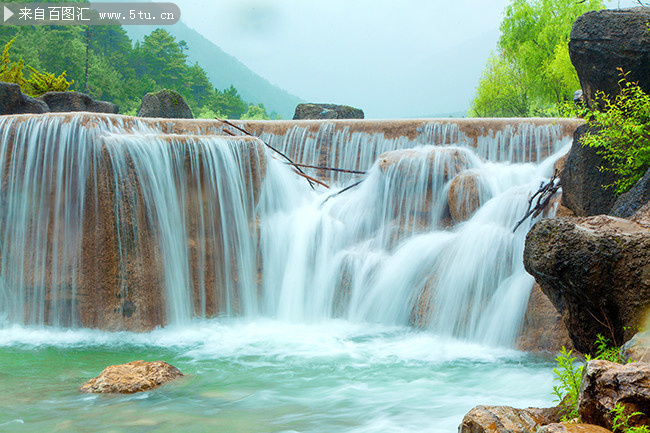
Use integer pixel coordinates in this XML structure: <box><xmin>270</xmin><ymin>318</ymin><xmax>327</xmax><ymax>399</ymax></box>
<box><xmin>124</xmin><ymin>23</ymin><xmax>302</xmax><ymax>120</ymax></box>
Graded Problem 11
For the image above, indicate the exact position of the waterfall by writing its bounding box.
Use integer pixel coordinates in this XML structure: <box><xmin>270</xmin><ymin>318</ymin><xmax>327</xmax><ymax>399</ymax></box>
<box><xmin>0</xmin><ymin>113</ymin><xmax>572</xmax><ymax>347</ymax></box>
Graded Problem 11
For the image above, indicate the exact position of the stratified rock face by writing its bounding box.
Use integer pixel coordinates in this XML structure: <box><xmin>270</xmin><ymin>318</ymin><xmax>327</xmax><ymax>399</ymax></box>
<box><xmin>537</xmin><ymin>423</ymin><xmax>612</xmax><ymax>433</ymax></box>
<box><xmin>524</xmin><ymin>216</ymin><xmax>650</xmax><ymax>353</ymax></box>
<box><xmin>80</xmin><ymin>360</ymin><xmax>183</xmax><ymax>394</ymax></box>
<box><xmin>578</xmin><ymin>360</ymin><xmax>650</xmax><ymax>430</ymax></box>
<box><xmin>293</xmin><ymin>103</ymin><xmax>364</xmax><ymax>120</ymax></box>
<box><xmin>138</xmin><ymin>89</ymin><xmax>193</xmax><ymax>119</ymax></box>
<box><xmin>561</xmin><ymin>125</ymin><xmax>618</xmax><ymax>217</ymax></box>
<box><xmin>0</xmin><ymin>82</ymin><xmax>49</xmax><ymax>115</ymax></box>
<box><xmin>516</xmin><ymin>283</ymin><xmax>573</xmax><ymax>353</ymax></box>
<box><xmin>39</xmin><ymin>91</ymin><xmax>119</xmax><ymax>113</ymax></box>
<box><xmin>621</xmin><ymin>332</ymin><xmax>650</xmax><ymax>363</ymax></box>
<box><xmin>569</xmin><ymin>7</ymin><xmax>650</xmax><ymax>108</ymax></box>
<box><xmin>458</xmin><ymin>405</ymin><xmax>562</xmax><ymax>433</ymax></box>
<box><xmin>611</xmin><ymin>168</ymin><xmax>650</xmax><ymax>218</ymax></box>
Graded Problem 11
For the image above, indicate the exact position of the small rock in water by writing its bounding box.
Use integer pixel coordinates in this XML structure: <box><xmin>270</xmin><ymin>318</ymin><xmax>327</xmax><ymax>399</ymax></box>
<box><xmin>80</xmin><ymin>360</ymin><xmax>183</xmax><ymax>394</ymax></box>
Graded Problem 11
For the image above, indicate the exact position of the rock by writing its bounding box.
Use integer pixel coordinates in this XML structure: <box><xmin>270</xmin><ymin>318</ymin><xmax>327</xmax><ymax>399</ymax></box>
<box><xmin>610</xmin><ymin>168</ymin><xmax>650</xmax><ymax>218</ymax></box>
<box><xmin>293</xmin><ymin>103</ymin><xmax>364</xmax><ymax>120</ymax></box>
<box><xmin>39</xmin><ymin>91</ymin><xmax>119</xmax><ymax>113</ymax></box>
<box><xmin>621</xmin><ymin>331</ymin><xmax>650</xmax><ymax>363</ymax></box>
<box><xmin>448</xmin><ymin>171</ymin><xmax>483</xmax><ymax>224</ymax></box>
<box><xmin>458</xmin><ymin>405</ymin><xmax>563</xmax><ymax>433</ymax></box>
<box><xmin>561</xmin><ymin>125</ymin><xmax>619</xmax><ymax>217</ymax></box>
<box><xmin>524</xmin><ymin>216</ymin><xmax>650</xmax><ymax>353</ymax></box>
<box><xmin>569</xmin><ymin>7</ymin><xmax>650</xmax><ymax>108</ymax></box>
<box><xmin>516</xmin><ymin>283</ymin><xmax>573</xmax><ymax>353</ymax></box>
<box><xmin>137</xmin><ymin>89</ymin><xmax>193</xmax><ymax>119</ymax></box>
<box><xmin>537</xmin><ymin>423</ymin><xmax>612</xmax><ymax>433</ymax></box>
<box><xmin>578</xmin><ymin>360</ymin><xmax>650</xmax><ymax>430</ymax></box>
<box><xmin>0</xmin><ymin>82</ymin><xmax>49</xmax><ymax>115</ymax></box>
<box><xmin>80</xmin><ymin>360</ymin><xmax>183</xmax><ymax>394</ymax></box>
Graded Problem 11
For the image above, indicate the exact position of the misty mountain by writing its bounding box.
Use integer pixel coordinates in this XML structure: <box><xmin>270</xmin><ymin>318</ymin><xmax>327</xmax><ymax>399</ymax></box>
<box><xmin>124</xmin><ymin>23</ymin><xmax>303</xmax><ymax>119</ymax></box>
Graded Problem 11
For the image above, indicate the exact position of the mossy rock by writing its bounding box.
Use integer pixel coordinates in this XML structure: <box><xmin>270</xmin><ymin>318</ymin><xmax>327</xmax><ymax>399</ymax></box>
<box><xmin>137</xmin><ymin>89</ymin><xmax>193</xmax><ymax>119</ymax></box>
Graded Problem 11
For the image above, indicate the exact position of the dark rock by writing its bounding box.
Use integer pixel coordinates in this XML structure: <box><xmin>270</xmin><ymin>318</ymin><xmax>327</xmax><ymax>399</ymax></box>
<box><xmin>137</xmin><ymin>89</ymin><xmax>193</xmax><ymax>119</ymax></box>
<box><xmin>569</xmin><ymin>7</ymin><xmax>650</xmax><ymax>108</ymax></box>
<box><xmin>537</xmin><ymin>423</ymin><xmax>612</xmax><ymax>433</ymax></box>
<box><xmin>458</xmin><ymin>405</ymin><xmax>563</xmax><ymax>433</ymax></box>
<box><xmin>516</xmin><ymin>283</ymin><xmax>573</xmax><ymax>353</ymax></box>
<box><xmin>578</xmin><ymin>360</ymin><xmax>650</xmax><ymax>430</ymax></box>
<box><xmin>524</xmin><ymin>216</ymin><xmax>650</xmax><ymax>353</ymax></box>
<box><xmin>39</xmin><ymin>91</ymin><xmax>118</xmax><ymax>113</ymax></box>
<box><xmin>561</xmin><ymin>125</ymin><xmax>619</xmax><ymax>216</ymax></box>
<box><xmin>293</xmin><ymin>103</ymin><xmax>364</xmax><ymax>120</ymax></box>
<box><xmin>80</xmin><ymin>360</ymin><xmax>183</xmax><ymax>393</ymax></box>
<box><xmin>621</xmin><ymin>331</ymin><xmax>650</xmax><ymax>363</ymax></box>
<box><xmin>0</xmin><ymin>82</ymin><xmax>49</xmax><ymax>115</ymax></box>
<box><xmin>610</xmin><ymin>168</ymin><xmax>650</xmax><ymax>218</ymax></box>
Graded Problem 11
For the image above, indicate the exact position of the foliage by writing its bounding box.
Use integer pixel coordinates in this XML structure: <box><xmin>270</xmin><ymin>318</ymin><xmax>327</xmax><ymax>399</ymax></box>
<box><xmin>0</xmin><ymin>37</ymin><xmax>72</xmax><ymax>96</ymax></box>
<box><xmin>553</xmin><ymin>347</ymin><xmax>583</xmax><ymax>422</ymax></box>
<box><xmin>241</xmin><ymin>103</ymin><xmax>270</xmax><ymax>120</ymax></box>
<box><xmin>579</xmin><ymin>73</ymin><xmax>650</xmax><ymax>196</ymax></box>
<box><xmin>470</xmin><ymin>0</ymin><xmax>605</xmax><ymax>117</ymax></box>
<box><xmin>611</xmin><ymin>403</ymin><xmax>650</xmax><ymax>433</ymax></box>
<box><xmin>594</xmin><ymin>334</ymin><xmax>627</xmax><ymax>363</ymax></box>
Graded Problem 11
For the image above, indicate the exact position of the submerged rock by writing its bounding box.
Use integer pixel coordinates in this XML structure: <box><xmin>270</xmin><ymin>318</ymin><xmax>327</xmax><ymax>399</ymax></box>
<box><xmin>578</xmin><ymin>360</ymin><xmax>650</xmax><ymax>430</ymax></box>
<box><xmin>292</xmin><ymin>103</ymin><xmax>364</xmax><ymax>120</ymax></box>
<box><xmin>458</xmin><ymin>405</ymin><xmax>562</xmax><ymax>433</ymax></box>
<box><xmin>447</xmin><ymin>171</ymin><xmax>482</xmax><ymax>224</ymax></box>
<box><xmin>80</xmin><ymin>360</ymin><xmax>183</xmax><ymax>394</ymax></box>
<box><xmin>138</xmin><ymin>89</ymin><xmax>193</xmax><ymax>119</ymax></box>
<box><xmin>524</xmin><ymin>216</ymin><xmax>650</xmax><ymax>353</ymax></box>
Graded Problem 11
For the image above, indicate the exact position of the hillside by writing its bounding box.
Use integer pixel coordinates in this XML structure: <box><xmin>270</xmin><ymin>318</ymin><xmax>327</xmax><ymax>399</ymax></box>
<box><xmin>125</xmin><ymin>23</ymin><xmax>302</xmax><ymax>119</ymax></box>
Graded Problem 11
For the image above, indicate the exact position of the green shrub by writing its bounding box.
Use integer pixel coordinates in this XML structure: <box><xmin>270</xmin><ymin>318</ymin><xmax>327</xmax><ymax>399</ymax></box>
<box><xmin>611</xmin><ymin>403</ymin><xmax>650</xmax><ymax>433</ymax></box>
<box><xmin>579</xmin><ymin>71</ymin><xmax>650</xmax><ymax>196</ymax></box>
<box><xmin>553</xmin><ymin>347</ymin><xmax>583</xmax><ymax>422</ymax></box>
<box><xmin>0</xmin><ymin>37</ymin><xmax>72</xmax><ymax>96</ymax></box>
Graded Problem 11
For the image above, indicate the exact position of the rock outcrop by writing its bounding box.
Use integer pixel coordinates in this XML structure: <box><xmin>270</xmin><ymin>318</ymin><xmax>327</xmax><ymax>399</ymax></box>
<box><xmin>293</xmin><ymin>103</ymin><xmax>364</xmax><ymax>120</ymax></box>
<box><xmin>561</xmin><ymin>125</ymin><xmax>619</xmax><ymax>217</ymax></box>
<box><xmin>516</xmin><ymin>283</ymin><xmax>573</xmax><ymax>353</ymax></box>
<box><xmin>578</xmin><ymin>360</ymin><xmax>650</xmax><ymax>430</ymax></box>
<box><xmin>447</xmin><ymin>171</ymin><xmax>483</xmax><ymax>224</ymax></box>
<box><xmin>537</xmin><ymin>423</ymin><xmax>612</xmax><ymax>433</ymax></box>
<box><xmin>610</xmin><ymin>168</ymin><xmax>650</xmax><ymax>218</ymax></box>
<box><xmin>524</xmin><ymin>215</ymin><xmax>650</xmax><ymax>353</ymax></box>
<box><xmin>458</xmin><ymin>405</ymin><xmax>562</xmax><ymax>433</ymax></box>
<box><xmin>0</xmin><ymin>82</ymin><xmax>49</xmax><ymax>115</ymax></box>
<box><xmin>80</xmin><ymin>360</ymin><xmax>183</xmax><ymax>394</ymax></box>
<box><xmin>137</xmin><ymin>89</ymin><xmax>193</xmax><ymax>119</ymax></box>
<box><xmin>569</xmin><ymin>7</ymin><xmax>650</xmax><ymax>108</ymax></box>
<box><xmin>39</xmin><ymin>91</ymin><xmax>119</xmax><ymax>113</ymax></box>
<box><xmin>621</xmin><ymin>332</ymin><xmax>650</xmax><ymax>363</ymax></box>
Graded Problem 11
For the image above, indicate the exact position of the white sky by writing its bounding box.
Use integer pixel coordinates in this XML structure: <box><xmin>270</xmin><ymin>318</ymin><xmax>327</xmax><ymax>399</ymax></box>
<box><xmin>174</xmin><ymin>0</ymin><xmax>643</xmax><ymax>118</ymax></box>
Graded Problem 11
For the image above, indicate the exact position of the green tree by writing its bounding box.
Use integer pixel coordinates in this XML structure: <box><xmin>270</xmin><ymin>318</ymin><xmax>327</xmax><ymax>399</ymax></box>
<box><xmin>469</xmin><ymin>54</ymin><xmax>530</xmax><ymax>117</ymax></box>
<box><xmin>470</xmin><ymin>0</ymin><xmax>605</xmax><ymax>117</ymax></box>
<box><xmin>242</xmin><ymin>103</ymin><xmax>270</xmax><ymax>120</ymax></box>
<box><xmin>209</xmin><ymin>85</ymin><xmax>247</xmax><ymax>119</ymax></box>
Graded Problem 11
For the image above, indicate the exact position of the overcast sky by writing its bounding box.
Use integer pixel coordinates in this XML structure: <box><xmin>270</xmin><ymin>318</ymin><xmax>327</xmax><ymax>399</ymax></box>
<box><xmin>174</xmin><ymin>0</ymin><xmax>642</xmax><ymax>118</ymax></box>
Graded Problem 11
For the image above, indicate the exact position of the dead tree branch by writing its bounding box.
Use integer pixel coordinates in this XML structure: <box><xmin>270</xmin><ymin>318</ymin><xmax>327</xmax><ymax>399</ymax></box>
<box><xmin>512</xmin><ymin>169</ymin><xmax>561</xmax><ymax>233</ymax></box>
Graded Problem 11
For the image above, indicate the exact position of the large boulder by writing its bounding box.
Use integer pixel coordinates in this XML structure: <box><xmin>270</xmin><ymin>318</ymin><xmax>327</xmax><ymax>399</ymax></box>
<box><xmin>137</xmin><ymin>89</ymin><xmax>193</xmax><ymax>119</ymax></box>
<box><xmin>621</xmin><ymin>331</ymin><xmax>650</xmax><ymax>363</ymax></box>
<box><xmin>516</xmin><ymin>283</ymin><xmax>573</xmax><ymax>353</ymax></box>
<box><xmin>610</xmin><ymin>168</ymin><xmax>650</xmax><ymax>218</ymax></box>
<box><xmin>0</xmin><ymin>82</ymin><xmax>49</xmax><ymax>115</ymax></box>
<box><xmin>569</xmin><ymin>7</ymin><xmax>650</xmax><ymax>108</ymax></box>
<box><xmin>537</xmin><ymin>423</ymin><xmax>612</xmax><ymax>433</ymax></box>
<box><xmin>80</xmin><ymin>360</ymin><xmax>183</xmax><ymax>394</ymax></box>
<box><xmin>293</xmin><ymin>103</ymin><xmax>364</xmax><ymax>120</ymax></box>
<box><xmin>578</xmin><ymin>360</ymin><xmax>650</xmax><ymax>430</ymax></box>
<box><xmin>524</xmin><ymin>215</ymin><xmax>650</xmax><ymax>353</ymax></box>
<box><xmin>39</xmin><ymin>91</ymin><xmax>119</xmax><ymax>113</ymax></box>
<box><xmin>458</xmin><ymin>405</ymin><xmax>563</xmax><ymax>433</ymax></box>
<box><xmin>561</xmin><ymin>125</ymin><xmax>619</xmax><ymax>217</ymax></box>
<box><xmin>447</xmin><ymin>171</ymin><xmax>483</xmax><ymax>224</ymax></box>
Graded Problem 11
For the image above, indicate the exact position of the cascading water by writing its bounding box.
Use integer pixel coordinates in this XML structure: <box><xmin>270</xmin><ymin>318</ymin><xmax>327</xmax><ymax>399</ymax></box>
<box><xmin>0</xmin><ymin>113</ymin><xmax>574</xmax><ymax>432</ymax></box>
